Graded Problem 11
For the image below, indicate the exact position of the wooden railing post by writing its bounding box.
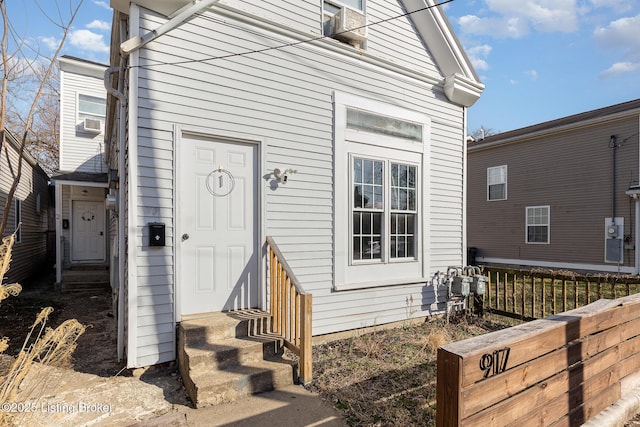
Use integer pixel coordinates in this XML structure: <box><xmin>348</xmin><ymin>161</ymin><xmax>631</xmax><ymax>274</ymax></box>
<box><xmin>300</xmin><ymin>293</ymin><xmax>313</xmax><ymax>384</ymax></box>
<box><xmin>266</xmin><ymin>236</ymin><xmax>313</xmax><ymax>384</ymax></box>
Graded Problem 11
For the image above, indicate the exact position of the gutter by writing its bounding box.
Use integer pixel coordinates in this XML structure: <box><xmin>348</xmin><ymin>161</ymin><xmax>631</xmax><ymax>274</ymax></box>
<box><xmin>120</xmin><ymin>0</ymin><xmax>221</xmax><ymax>55</ymax></box>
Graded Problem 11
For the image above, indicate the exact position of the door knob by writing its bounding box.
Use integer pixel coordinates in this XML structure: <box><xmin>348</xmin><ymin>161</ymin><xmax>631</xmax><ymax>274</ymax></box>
<box><xmin>182</xmin><ymin>233</ymin><xmax>189</xmax><ymax>241</ymax></box>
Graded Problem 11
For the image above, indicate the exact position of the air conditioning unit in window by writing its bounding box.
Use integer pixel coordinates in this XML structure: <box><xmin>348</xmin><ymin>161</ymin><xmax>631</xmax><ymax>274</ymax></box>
<box><xmin>333</xmin><ymin>6</ymin><xmax>367</xmax><ymax>43</ymax></box>
<box><xmin>82</xmin><ymin>118</ymin><xmax>102</xmax><ymax>134</ymax></box>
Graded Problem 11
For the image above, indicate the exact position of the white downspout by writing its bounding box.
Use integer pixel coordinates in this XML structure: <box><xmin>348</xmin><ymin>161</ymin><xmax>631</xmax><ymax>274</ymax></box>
<box><xmin>462</xmin><ymin>106</ymin><xmax>468</xmax><ymax>267</ymax></box>
<box><xmin>104</xmin><ymin>41</ymin><xmax>128</xmax><ymax>362</ymax></box>
<box><xmin>120</xmin><ymin>0</ymin><xmax>221</xmax><ymax>55</ymax></box>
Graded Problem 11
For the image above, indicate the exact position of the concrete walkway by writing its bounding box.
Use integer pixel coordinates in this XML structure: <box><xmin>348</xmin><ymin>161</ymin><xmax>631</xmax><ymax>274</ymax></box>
<box><xmin>7</xmin><ymin>362</ymin><xmax>346</xmax><ymax>427</ymax></box>
<box><xmin>132</xmin><ymin>385</ymin><xmax>347</xmax><ymax>427</ymax></box>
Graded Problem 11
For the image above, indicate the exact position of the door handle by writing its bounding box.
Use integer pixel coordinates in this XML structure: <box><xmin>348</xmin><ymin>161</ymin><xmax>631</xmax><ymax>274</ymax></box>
<box><xmin>182</xmin><ymin>233</ymin><xmax>189</xmax><ymax>242</ymax></box>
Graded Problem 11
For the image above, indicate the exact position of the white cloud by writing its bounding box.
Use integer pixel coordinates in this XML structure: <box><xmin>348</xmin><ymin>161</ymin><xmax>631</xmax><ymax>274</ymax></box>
<box><xmin>525</xmin><ymin>69</ymin><xmax>538</xmax><ymax>80</ymax></box>
<box><xmin>594</xmin><ymin>15</ymin><xmax>640</xmax><ymax>59</ymax></box>
<box><xmin>459</xmin><ymin>15</ymin><xmax>529</xmax><ymax>38</ymax></box>
<box><xmin>466</xmin><ymin>44</ymin><xmax>492</xmax><ymax>71</ymax></box>
<box><xmin>68</xmin><ymin>29</ymin><xmax>110</xmax><ymax>53</ymax></box>
<box><xmin>459</xmin><ymin>0</ymin><xmax>578</xmax><ymax>38</ymax></box>
<box><xmin>92</xmin><ymin>1</ymin><xmax>110</xmax><ymax>10</ymax></box>
<box><xmin>86</xmin><ymin>20</ymin><xmax>111</xmax><ymax>31</ymax></box>
<box><xmin>600</xmin><ymin>61</ymin><xmax>640</xmax><ymax>77</ymax></box>
<box><xmin>38</xmin><ymin>36</ymin><xmax>60</xmax><ymax>50</ymax></box>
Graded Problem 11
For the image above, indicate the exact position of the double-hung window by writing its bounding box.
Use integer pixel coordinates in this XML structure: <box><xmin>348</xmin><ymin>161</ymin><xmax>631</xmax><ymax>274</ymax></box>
<box><xmin>351</xmin><ymin>158</ymin><xmax>417</xmax><ymax>263</ymax></box>
<box><xmin>526</xmin><ymin>206</ymin><xmax>549</xmax><ymax>244</ymax></box>
<box><xmin>78</xmin><ymin>94</ymin><xmax>106</xmax><ymax>122</ymax></box>
<box><xmin>487</xmin><ymin>165</ymin><xmax>507</xmax><ymax>201</ymax></box>
<box><xmin>335</xmin><ymin>92</ymin><xmax>430</xmax><ymax>290</ymax></box>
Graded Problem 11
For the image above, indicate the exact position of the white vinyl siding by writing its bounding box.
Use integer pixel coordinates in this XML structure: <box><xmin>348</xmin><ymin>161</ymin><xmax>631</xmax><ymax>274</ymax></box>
<box><xmin>59</xmin><ymin>64</ymin><xmax>107</xmax><ymax>173</ymax></box>
<box><xmin>127</xmin><ymin>0</ymin><xmax>466</xmax><ymax>365</ymax></box>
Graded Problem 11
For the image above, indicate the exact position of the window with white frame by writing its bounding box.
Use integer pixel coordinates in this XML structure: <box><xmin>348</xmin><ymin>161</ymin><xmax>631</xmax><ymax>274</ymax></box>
<box><xmin>487</xmin><ymin>165</ymin><xmax>507</xmax><ymax>201</ymax></box>
<box><xmin>526</xmin><ymin>206</ymin><xmax>549</xmax><ymax>244</ymax></box>
<box><xmin>335</xmin><ymin>92</ymin><xmax>430</xmax><ymax>290</ymax></box>
<box><xmin>78</xmin><ymin>94</ymin><xmax>106</xmax><ymax>122</ymax></box>
<box><xmin>351</xmin><ymin>158</ymin><xmax>417</xmax><ymax>263</ymax></box>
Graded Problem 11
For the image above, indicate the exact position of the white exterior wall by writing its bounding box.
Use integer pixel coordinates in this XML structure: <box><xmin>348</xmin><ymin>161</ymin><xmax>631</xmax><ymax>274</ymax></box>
<box><xmin>59</xmin><ymin>61</ymin><xmax>108</xmax><ymax>173</ymax></box>
<box><xmin>127</xmin><ymin>1</ymin><xmax>465</xmax><ymax>366</ymax></box>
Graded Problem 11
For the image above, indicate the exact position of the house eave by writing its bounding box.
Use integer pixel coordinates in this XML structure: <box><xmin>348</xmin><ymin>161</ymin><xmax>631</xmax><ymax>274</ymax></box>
<box><xmin>111</xmin><ymin>0</ymin><xmax>193</xmax><ymax>17</ymax></box>
<box><xmin>444</xmin><ymin>73</ymin><xmax>484</xmax><ymax>108</ymax></box>
<box><xmin>400</xmin><ymin>0</ymin><xmax>484</xmax><ymax>106</ymax></box>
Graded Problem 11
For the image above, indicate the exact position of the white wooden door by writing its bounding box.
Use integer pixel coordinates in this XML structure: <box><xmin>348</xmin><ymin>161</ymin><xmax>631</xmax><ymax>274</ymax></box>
<box><xmin>179</xmin><ymin>135</ymin><xmax>259</xmax><ymax>316</ymax></box>
<box><xmin>72</xmin><ymin>200</ymin><xmax>105</xmax><ymax>261</ymax></box>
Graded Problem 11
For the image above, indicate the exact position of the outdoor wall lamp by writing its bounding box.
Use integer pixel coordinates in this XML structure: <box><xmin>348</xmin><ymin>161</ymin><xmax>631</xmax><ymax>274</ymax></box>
<box><xmin>273</xmin><ymin>168</ymin><xmax>297</xmax><ymax>184</ymax></box>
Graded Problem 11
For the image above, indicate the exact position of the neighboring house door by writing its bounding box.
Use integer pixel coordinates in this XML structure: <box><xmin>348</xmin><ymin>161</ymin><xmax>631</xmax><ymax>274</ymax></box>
<box><xmin>179</xmin><ymin>134</ymin><xmax>259</xmax><ymax>316</ymax></box>
<box><xmin>72</xmin><ymin>200</ymin><xmax>106</xmax><ymax>261</ymax></box>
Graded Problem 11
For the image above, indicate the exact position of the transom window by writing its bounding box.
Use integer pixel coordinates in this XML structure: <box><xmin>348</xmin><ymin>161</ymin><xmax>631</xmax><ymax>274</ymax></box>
<box><xmin>347</xmin><ymin>108</ymin><xmax>422</xmax><ymax>142</ymax></box>
<box><xmin>352</xmin><ymin>157</ymin><xmax>417</xmax><ymax>262</ymax></box>
<box><xmin>78</xmin><ymin>94</ymin><xmax>106</xmax><ymax>121</ymax></box>
<box><xmin>487</xmin><ymin>165</ymin><xmax>507</xmax><ymax>201</ymax></box>
<box><xmin>526</xmin><ymin>206</ymin><xmax>550</xmax><ymax>244</ymax></box>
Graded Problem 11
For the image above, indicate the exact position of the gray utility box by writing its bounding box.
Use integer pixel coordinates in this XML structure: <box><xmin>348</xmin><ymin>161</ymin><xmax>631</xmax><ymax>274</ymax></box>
<box><xmin>448</xmin><ymin>267</ymin><xmax>471</xmax><ymax>297</ymax></box>
<box><xmin>466</xmin><ymin>266</ymin><xmax>488</xmax><ymax>295</ymax></box>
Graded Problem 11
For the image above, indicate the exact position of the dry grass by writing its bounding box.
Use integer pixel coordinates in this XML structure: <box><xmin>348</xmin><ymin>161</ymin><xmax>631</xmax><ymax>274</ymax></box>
<box><xmin>0</xmin><ymin>234</ymin><xmax>86</xmax><ymax>426</ymax></box>
<box><xmin>307</xmin><ymin>314</ymin><xmax>519</xmax><ymax>426</ymax></box>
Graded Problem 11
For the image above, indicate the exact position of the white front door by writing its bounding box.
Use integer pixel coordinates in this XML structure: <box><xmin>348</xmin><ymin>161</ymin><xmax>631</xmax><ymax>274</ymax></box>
<box><xmin>72</xmin><ymin>200</ymin><xmax>106</xmax><ymax>261</ymax></box>
<box><xmin>179</xmin><ymin>135</ymin><xmax>259</xmax><ymax>316</ymax></box>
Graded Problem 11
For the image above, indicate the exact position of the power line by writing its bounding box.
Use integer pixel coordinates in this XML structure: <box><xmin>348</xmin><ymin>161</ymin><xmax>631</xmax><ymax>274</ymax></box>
<box><xmin>133</xmin><ymin>0</ymin><xmax>455</xmax><ymax>69</ymax></box>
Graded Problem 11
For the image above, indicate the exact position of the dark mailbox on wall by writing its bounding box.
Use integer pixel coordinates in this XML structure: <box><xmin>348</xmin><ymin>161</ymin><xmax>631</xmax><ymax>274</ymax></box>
<box><xmin>148</xmin><ymin>223</ymin><xmax>165</xmax><ymax>247</ymax></box>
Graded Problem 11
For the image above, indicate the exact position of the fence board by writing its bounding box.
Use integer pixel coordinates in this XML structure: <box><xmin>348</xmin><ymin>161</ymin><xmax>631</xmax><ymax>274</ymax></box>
<box><xmin>436</xmin><ymin>294</ymin><xmax>640</xmax><ymax>426</ymax></box>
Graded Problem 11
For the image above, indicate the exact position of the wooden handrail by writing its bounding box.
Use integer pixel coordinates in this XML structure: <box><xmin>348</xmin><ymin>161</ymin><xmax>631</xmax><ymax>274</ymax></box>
<box><xmin>266</xmin><ymin>236</ymin><xmax>312</xmax><ymax>384</ymax></box>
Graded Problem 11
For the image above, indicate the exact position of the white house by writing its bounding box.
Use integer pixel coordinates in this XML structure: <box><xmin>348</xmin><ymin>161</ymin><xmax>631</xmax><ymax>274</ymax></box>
<box><xmin>53</xmin><ymin>56</ymin><xmax>110</xmax><ymax>285</ymax></box>
<box><xmin>105</xmin><ymin>0</ymin><xmax>483</xmax><ymax>369</ymax></box>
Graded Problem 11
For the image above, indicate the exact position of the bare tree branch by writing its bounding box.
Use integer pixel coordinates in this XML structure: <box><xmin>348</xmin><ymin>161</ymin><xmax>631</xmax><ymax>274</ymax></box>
<box><xmin>0</xmin><ymin>0</ymin><xmax>84</xmax><ymax>235</ymax></box>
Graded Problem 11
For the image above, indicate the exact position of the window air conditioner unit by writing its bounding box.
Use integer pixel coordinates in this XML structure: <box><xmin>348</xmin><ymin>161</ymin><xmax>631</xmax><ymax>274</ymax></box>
<box><xmin>83</xmin><ymin>118</ymin><xmax>102</xmax><ymax>134</ymax></box>
<box><xmin>334</xmin><ymin>6</ymin><xmax>367</xmax><ymax>42</ymax></box>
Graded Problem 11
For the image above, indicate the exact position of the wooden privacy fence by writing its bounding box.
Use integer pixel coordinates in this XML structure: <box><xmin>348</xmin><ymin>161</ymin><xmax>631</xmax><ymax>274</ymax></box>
<box><xmin>436</xmin><ymin>293</ymin><xmax>640</xmax><ymax>426</ymax></box>
<box><xmin>266</xmin><ymin>236</ymin><xmax>313</xmax><ymax>384</ymax></box>
<box><xmin>482</xmin><ymin>267</ymin><xmax>640</xmax><ymax>319</ymax></box>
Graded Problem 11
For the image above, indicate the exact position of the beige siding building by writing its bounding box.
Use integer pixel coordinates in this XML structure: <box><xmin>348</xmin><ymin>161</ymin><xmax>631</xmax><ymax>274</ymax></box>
<box><xmin>468</xmin><ymin>99</ymin><xmax>640</xmax><ymax>274</ymax></box>
<box><xmin>0</xmin><ymin>132</ymin><xmax>50</xmax><ymax>283</ymax></box>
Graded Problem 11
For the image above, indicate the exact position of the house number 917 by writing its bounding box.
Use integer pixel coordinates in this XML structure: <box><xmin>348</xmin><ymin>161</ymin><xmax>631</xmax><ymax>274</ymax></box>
<box><xmin>479</xmin><ymin>347</ymin><xmax>510</xmax><ymax>379</ymax></box>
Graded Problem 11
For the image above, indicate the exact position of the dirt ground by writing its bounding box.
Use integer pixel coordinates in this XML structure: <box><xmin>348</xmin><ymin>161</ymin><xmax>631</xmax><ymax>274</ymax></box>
<box><xmin>0</xmin><ymin>270</ymin><xmax>192</xmax><ymax>420</ymax></box>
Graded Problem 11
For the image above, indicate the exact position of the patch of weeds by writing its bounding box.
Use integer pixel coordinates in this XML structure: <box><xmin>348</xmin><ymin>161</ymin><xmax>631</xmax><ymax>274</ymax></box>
<box><xmin>308</xmin><ymin>315</ymin><xmax>515</xmax><ymax>426</ymax></box>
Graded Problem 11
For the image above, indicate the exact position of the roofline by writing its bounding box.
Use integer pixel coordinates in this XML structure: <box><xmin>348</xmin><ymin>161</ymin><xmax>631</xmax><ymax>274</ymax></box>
<box><xmin>3</xmin><ymin>130</ymin><xmax>50</xmax><ymax>179</ymax></box>
<box><xmin>59</xmin><ymin>55</ymin><xmax>108</xmax><ymax>79</ymax></box>
<box><xmin>469</xmin><ymin>98</ymin><xmax>640</xmax><ymax>151</ymax></box>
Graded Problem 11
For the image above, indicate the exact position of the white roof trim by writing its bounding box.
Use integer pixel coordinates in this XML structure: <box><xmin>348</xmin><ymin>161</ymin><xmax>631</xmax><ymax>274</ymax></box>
<box><xmin>400</xmin><ymin>0</ymin><xmax>484</xmax><ymax>107</ymax></box>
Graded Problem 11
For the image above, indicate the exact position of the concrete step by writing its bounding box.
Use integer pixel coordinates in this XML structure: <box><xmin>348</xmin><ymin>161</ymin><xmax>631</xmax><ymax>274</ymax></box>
<box><xmin>182</xmin><ymin>334</ymin><xmax>285</xmax><ymax>371</ymax></box>
<box><xmin>58</xmin><ymin>281</ymin><xmax>111</xmax><ymax>293</ymax></box>
<box><xmin>178</xmin><ymin>310</ymin><xmax>296</xmax><ymax>408</ymax></box>
<box><xmin>186</xmin><ymin>358</ymin><xmax>297</xmax><ymax>407</ymax></box>
<box><xmin>180</xmin><ymin>310</ymin><xmax>272</xmax><ymax>340</ymax></box>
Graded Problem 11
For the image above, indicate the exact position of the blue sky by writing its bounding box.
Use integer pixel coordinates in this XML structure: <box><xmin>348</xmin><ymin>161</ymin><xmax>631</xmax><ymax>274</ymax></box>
<box><xmin>443</xmin><ymin>0</ymin><xmax>640</xmax><ymax>134</ymax></box>
<box><xmin>8</xmin><ymin>1</ymin><xmax>640</xmax><ymax>135</ymax></box>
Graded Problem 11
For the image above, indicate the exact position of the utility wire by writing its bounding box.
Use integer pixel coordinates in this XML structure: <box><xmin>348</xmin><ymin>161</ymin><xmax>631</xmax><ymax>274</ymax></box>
<box><xmin>133</xmin><ymin>0</ymin><xmax>455</xmax><ymax>68</ymax></box>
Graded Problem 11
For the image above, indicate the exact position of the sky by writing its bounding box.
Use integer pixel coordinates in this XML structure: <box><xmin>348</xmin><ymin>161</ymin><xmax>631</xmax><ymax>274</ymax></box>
<box><xmin>6</xmin><ymin>0</ymin><xmax>640</xmax><ymax>136</ymax></box>
<box><xmin>443</xmin><ymin>0</ymin><xmax>640</xmax><ymax>134</ymax></box>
